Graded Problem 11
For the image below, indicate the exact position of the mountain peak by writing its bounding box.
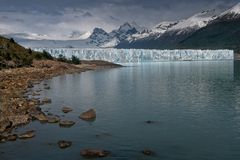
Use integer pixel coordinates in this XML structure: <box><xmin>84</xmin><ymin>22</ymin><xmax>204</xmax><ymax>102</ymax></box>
<box><xmin>118</xmin><ymin>22</ymin><xmax>134</xmax><ymax>32</ymax></box>
<box><xmin>170</xmin><ymin>9</ymin><xmax>217</xmax><ymax>32</ymax></box>
<box><xmin>226</xmin><ymin>2</ymin><xmax>240</xmax><ymax>14</ymax></box>
<box><xmin>92</xmin><ymin>28</ymin><xmax>108</xmax><ymax>34</ymax></box>
<box><xmin>220</xmin><ymin>2</ymin><xmax>240</xmax><ymax>19</ymax></box>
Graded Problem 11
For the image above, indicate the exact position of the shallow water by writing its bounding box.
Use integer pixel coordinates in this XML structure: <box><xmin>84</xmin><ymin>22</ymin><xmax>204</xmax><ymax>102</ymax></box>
<box><xmin>1</xmin><ymin>61</ymin><xmax>240</xmax><ymax>160</ymax></box>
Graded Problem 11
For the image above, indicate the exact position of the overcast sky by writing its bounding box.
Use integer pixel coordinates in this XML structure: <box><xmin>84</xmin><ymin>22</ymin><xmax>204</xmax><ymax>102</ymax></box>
<box><xmin>0</xmin><ymin>0</ymin><xmax>239</xmax><ymax>39</ymax></box>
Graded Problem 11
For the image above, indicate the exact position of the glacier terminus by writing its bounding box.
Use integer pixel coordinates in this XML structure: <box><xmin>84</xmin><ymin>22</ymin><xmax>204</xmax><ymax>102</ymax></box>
<box><xmin>33</xmin><ymin>48</ymin><xmax>234</xmax><ymax>63</ymax></box>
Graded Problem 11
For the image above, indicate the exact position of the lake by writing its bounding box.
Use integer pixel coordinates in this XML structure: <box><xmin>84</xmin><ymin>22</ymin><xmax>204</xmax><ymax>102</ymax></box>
<box><xmin>1</xmin><ymin>61</ymin><xmax>240</xmax><ymax>160</ymax></box>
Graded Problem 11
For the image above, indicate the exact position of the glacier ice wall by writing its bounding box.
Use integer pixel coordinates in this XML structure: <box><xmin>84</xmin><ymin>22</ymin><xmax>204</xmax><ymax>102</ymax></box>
<box><xmin>33</xmin><ymin>48</ymin><xmax>234</xmax><ymax>63</ymax></box>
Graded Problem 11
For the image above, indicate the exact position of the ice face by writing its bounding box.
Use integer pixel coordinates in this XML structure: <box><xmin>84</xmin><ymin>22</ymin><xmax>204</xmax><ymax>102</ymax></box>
<box><xmin>33</xmin><ymin>48</ymin><xmax>234</xmax><ymax>63</ymax></box>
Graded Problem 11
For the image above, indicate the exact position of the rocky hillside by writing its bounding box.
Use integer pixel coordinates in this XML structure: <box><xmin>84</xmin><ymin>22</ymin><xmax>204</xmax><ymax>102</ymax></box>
<box><xmin>0</xmin><ymin>36</ymin><xmax>52</xmax><ymax>69</ymax></box>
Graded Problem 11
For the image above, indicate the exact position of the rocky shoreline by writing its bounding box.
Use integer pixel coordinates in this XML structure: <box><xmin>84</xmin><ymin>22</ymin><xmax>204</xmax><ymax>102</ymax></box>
<box><xmin>0</xmin><ymin>60</ymin><xmax>121</xmax><ymax>136</ymax></box>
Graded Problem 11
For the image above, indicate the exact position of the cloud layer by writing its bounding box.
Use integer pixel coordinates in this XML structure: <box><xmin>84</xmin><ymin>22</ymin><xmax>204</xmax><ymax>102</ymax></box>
<box><xmin>0</xmin><ymin>0</ymin><xmax>238</xmax><ymax>40</ymax></box>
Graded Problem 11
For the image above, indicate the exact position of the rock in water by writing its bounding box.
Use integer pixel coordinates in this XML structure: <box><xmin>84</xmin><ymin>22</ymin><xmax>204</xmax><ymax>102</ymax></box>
<box><xmin>142</xmin><ymin>149</ymin><xmax>154</xmax><ymax>156</ymax></box>
<box><xmin>34</xmin><ymin>114</ymin><xmax>48</xmax><ymax>123</ymax></box>
<box><xmin>79</xmin><ymin>109</ymin><xmax>96</xmax><ymax>120</ymax></box>
<box><xmin>80</xmin><ymin>149</ymin><xmax>111</xmax><ymax>158</ymax></box>
<box><xmin>59</xmin><ymin>120</ymin><xmax>75</xmax><ymax>128</ymax></box>
<box><xmin>62</xmin><ymin>107</ymin><xmax>73</xmax><ymax>113</ymax></box>
<box><xmin>6</xmin><ymin>134</ymin><xmax>18</xmax><ymax>141</ymax></box>
<box><xmin>0</xmin><ymin>135</ymin><xmax>7</xmax><ymax>143</ymax></box>
<box><xmin>18</xmin><ymin>130</ymin><xmax>35</xmax><ymax>139</ymax></box>
<box><xmin>47</xmin><ymin>116</ymin><xmax>60</xmax><ymax>123</ymax></box>
<box><xmin>58</xmin><ymin>140</ymin><xmax>72</xmax><ymax>149</ymax></box>
<box><xmin>41</xmin><ymin>98</ymin><xmax>52</xmax><ymax>104</ymax></box>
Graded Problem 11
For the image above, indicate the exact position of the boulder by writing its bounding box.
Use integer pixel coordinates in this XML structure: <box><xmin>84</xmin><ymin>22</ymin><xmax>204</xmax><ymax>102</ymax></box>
<box><xmin>80</xmin><ymin>149</ymin><xmax>111</xmax><ymax>158</ymax></box>
<box><xmin>18</xmin><ymin>130</ymin><xmax>35</xmax><ymax>139</ymax></box>
<box><xmin>47</xmin><ymin>116</ymin><xmax>60</xmax><ymax>123</ymax></box>
<box><xmin>35</xmin><ymin>113</ymin><xmax>48</xmax><ymax>123</ymax></box>
<box><xmin>59</xmin><ymin>120</ymin><xmax>75</xmax><ymax>128</ymax></box>
<box><xmin>0</xmin><ymin>117</ymin><xmax>12</xmax><ymax>133</ymax></box>
<box><xmin>0</xmin><ymin>135</ymin><xmax>7</xmax><ymax>143</ymax></box>
<box><xmin>79</xmin><ymin>109</ymin><xmax>96</xmax><ymax>120</ymax></box>
<box><xmin>58</xmin><ymin>140</ymin><xmax>72</xmax><ymax>149</ymax></box>
<box><xmin>6</xmin><ymin>134</ymin><xmax>18</xmax><ymax>141</ymax></box>
<box><xmin>62</xmin><ymin>107</ymin><xmax>73</xmax><ymax>113</ymax></box>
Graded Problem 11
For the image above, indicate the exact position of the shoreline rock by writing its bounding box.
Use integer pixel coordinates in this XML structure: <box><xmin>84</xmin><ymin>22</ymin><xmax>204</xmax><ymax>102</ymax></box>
<box><xmin>18</xmin><ymin>130</ymin><xmax>35</xmax><ymax>139</ymax></box>
<box><xmin>62</xmin><ymin>107</ymin><xmax>73</xmax><ymax>113</ymax></box>
<box><xmin>79</xmin><ymin>109</ymin><xmax>96</xmax><ymax>121</ymax></box>
<box><xmin>59</xmin><ymin>120</ymin><xmax>75</xmax><ymax>128</ymax></box>
<box><xmin>0</xmin><ymin>60</ymin><xmax>121</xmax><ymax>136</ymax></box>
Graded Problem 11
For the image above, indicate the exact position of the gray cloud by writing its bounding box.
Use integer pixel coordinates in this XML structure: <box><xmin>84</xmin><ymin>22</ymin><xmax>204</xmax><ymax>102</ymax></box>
<box><xmin>0</xmin><ymin>0</ymin><xmax>239</xmax><ymax>39</ymax></box>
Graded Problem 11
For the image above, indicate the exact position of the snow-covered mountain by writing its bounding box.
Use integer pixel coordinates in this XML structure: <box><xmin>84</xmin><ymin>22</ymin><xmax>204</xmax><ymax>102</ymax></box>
<box><xmin>129</xmin><ymin>21</ymin><xmax>179</xmax><ymax>41</ymax></box>
<box><xmin>87</xmin><ymin>22</ymin><xmax>143</xmax><ymax>47</ymax></box>
<box><xmin>117</xmin><ymin>9</ymin><xmax>218</xmax><ymax>49</ymax></box>
<box><xmin>216</xmin><ymin>2</ymin><xmax>240</xmax><ymax>20</ymax></box>
<box><xmin>68</xmin><ymin>31</ymin><xmax>91</xmax><ymax>40</ymax></box>
<box><xmin>169</xmin><ymin>9</ymin><xmax>217</xmax><ymax>34</ymax></box>
<box><xmin>2</xmin><ymin>2</ymin><xmax>240</xmax><ymax>49</ymax></box>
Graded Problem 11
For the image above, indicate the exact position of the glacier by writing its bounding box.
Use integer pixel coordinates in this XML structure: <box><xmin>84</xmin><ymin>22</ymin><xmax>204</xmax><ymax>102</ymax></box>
<box><xmin>33</xmin><ymin>48</ymin><xmax>234</xmax><ymax>63</ymax></box>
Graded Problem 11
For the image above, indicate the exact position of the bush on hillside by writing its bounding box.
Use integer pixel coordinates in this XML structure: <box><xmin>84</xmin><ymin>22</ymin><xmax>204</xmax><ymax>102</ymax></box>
<box><xmin>71</xmin><ymin>55</ymin><xmax>81</xmax><ymax>65</ymax></box>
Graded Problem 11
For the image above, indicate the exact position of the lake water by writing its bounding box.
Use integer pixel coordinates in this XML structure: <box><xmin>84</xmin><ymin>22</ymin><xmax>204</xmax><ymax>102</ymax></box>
<box><xmin>1</xmin><ymin>61</ymin><xmax>240</xmax><ymax>160</ymax></box>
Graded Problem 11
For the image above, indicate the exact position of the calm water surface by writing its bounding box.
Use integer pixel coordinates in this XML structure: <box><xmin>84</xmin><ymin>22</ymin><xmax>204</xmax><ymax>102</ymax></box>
<box><xmin>1</xmin><ymin>61</ymin><xmax>240</xmax><ymax>160</ymax></box>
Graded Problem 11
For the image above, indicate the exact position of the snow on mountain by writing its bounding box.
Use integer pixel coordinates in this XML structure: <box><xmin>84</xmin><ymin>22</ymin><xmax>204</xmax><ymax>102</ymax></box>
<box><xmin>88</xmin><ymin>28</ymin><xmax>111</xmax><ymax>46</ymax></box>
<box><xmin>127</xmin><ymin>9</ymin><xmax>217</xmax><ymax>43</ymax></box>
<box><xmin>169</xmin><ymin>10</ymin><xmax>217</xmax><ymax>35</ymax></box>
<box><xmin>218</xmin><ymin>2</ymin><xmax>240</xmax><ymax>19</ymax></box>
<box><xmin>88</xmin><ymin>22</ymin><xmax>144</xmax><ymax>47</ymax></box>
<box><xmin>100</xmin><ymin>38</ymin><xmax>119</xmax><ymax>48</ymax></box>
<box><xmin>68</xmin><ymin>31</ymin><xmax>91</xmax><ymax>40</ymax></box>
<box><xmin>129</xmin><ymin>21</ymin><xmax>178</xmax><ymax>41</ymax></box>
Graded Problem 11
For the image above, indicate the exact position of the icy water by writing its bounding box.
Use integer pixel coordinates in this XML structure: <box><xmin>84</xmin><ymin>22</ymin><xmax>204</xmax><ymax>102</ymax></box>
<box><xmin>1</xmin><ymin>61</ymin><xmax>240</xmax><ymax>160</ymax></box>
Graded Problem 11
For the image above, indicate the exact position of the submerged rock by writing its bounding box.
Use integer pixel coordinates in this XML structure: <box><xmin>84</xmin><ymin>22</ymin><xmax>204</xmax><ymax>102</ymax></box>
<box><xmin>62</xmin><ymin>107</ymin><xmax>73</xmax><ymax>113</ymax></box>
<box><xmin>58</xmin><ymin>140</ymin><xmax>72</xmax><ymax>149</ymax></box>
<box><xmin>18</xmin><ymin>130</ymin><xmax>35</xmax><ymax>139</ymax></box>
<box><xmin>44</xmin><ymin>86</ymin><xmax>50</xmax><ymax>90</ymax></box>
<box><xmin>142</xmin><ymin>149</ymin><xmax>154</xmax><ymax>156</ymax></box>
<box><xmin>59</xmin><ymin>120</ymin><xmax>75</xmax><ymax>128</ymax></box>
<box><xmin>95</xmin><ymin>133</ymin><xmax>112</xmax><ymax>138</ymax></box>
<box><xmin>145</xmin><ymin>120</ymin><xmax>159</xmax><ymax>124</ymax></box>
<box><xmin>80</xmin><ymin>149</ymin><xmax>111</xmax><ymax>158</ymax></box>
<box><xmin>79</xmin><ymin>109</ymin><xmax>96</xmax><ymax>121</ymax></box>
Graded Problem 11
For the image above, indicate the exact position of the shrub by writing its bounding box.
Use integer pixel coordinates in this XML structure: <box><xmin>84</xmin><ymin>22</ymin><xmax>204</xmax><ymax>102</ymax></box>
<box><xmin>9</xmin><ymin>38</ymin><xmax>15</xmax><ymax>43</ymax></box>
<box><xmin>27</xmin><ymin>48</ymin><xmax>32</xmax><ymax>54</ymax></box>
<box><xmin>42</xmin><ymin>50</ymin><xmax>53</xmax><ymax>60</ymax></box>
<box><xmin>57</xmin><ymin>54</ymin><xmax>68</xmax><ymax>62</ymax></box>
<box><xmin>71</xmin><ymin>55</ymin><xmax>81</xmax><ymax>64</ymax></box>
